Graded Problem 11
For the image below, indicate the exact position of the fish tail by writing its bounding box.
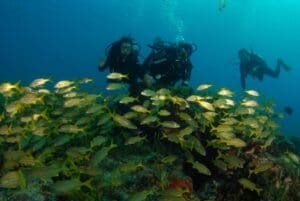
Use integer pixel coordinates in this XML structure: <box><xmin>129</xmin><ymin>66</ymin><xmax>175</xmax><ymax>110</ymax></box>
<box><xmin>248</xmin><ymin>170</ymin><xmax>253</xmax><ymax>178</ymax></box>
<box><xmin>8</xmin><ymin>123</ymin><xmax>13</xmax><ymax>134</ymax></box>
<box><xmin>256</xmin><ymin>188</ymin><xmax>263</xmax><ymax>195</ymax></box>
<box><xmin>83</xmin><ymin>178</ymin><xmax>93</xmax><ymax>190</ymax></box>
<box><xmin>41</xmin><ymin>109</ymin><xmax>49</xmax><ymax>121</ymax></box>
<box><xmin>38</xmin><ymin>94</ymin><xmax>46</xmax><ymax>104</ymax></box>
<box><xmin>109</xmin><ymin>142</ymin><xmax>117</xmax><ymax>149</ymax></box>
<box><xmin>14</xmin><ymin>81</ymin><xmax>22</xmax><ymax>93</ymax></box>
<box><xmin>216</xmin><ymin>150</ymin><xmax>222</xmax><ymax>160</ymax></box>
<box><xmin>48</xmin><ymin>75</ymin><xmax>53</xmax><ymax>83</ymax></box>
<box><xmin>17</xmin><ymin>170</ymin><xmax>26</xmax><ymax>190</ymax></box>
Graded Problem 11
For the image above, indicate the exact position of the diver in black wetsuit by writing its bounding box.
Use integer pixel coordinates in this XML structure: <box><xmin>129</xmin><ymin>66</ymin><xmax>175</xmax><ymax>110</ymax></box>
<box><xmin>143</xmin><ymin>37</ymin><xmax>195</xmax><ymax>88</ymax></box>
<box><xmin>98</xmin><ymin>36</ymin><xmax>143</xmax><ymax>94</ymax></box>
<box><xmin>238</xmin><ymin>48</ymin><xmax>291</xmax><ymax>89</ymax></box>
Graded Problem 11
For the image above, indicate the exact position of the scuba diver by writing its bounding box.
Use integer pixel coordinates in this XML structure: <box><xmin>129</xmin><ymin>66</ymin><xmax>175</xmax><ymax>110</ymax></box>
<box><xmin>284</xmin><ymin>106</ymin><xmax>293</xmax><ymax>116</ymax></box>
<box><xmin>98</xmin><ymin>36</ymin><xmax>143</xmax><ymax>94</ymax></box>
<box><xmin>143</xmin><ymin>37</ymin><xmax>196</xmax><ymax>88</ymax></box>
<box><xmin>238</xmin><ymin>48</ymin><xmax>291</xmax><ymax>89</ymax></box>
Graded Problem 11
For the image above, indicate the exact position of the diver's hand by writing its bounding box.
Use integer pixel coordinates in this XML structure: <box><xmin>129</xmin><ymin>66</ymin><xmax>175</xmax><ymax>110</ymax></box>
<box><xmin>182</xmin><ymin>80</ymin><xmax>189</xmax><ymax>86</ymax></box>
<box><xmin>278</xmin><ymin>58</ymin><xmax>292</xmax><ymax>71</ymax></box>
<box><xmin>144</xmin><ymin>74</ymin><xmax>156</xmax><ymax>87</ymax></box>
<box><xmin>98</xmin><ymin>57</ymin><xmax>106</xmax><ymax>72</ymax></box>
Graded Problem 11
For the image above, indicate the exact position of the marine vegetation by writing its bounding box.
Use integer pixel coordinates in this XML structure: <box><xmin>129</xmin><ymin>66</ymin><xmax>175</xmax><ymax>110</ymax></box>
<box><xmin>0</xmin><ymin>75</ymin><xmax>300</xmax><ymax>201</ymax></box>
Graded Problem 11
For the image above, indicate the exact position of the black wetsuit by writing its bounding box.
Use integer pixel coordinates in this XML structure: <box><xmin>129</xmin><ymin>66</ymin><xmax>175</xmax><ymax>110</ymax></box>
<box><xmin>240</xmin><ymin>52</ymin><xmax>281</xmax><ymax>89</ymax></box>
<box><xmin>99</xmin><ymin>38</ymin><xmax>143</xmax><ymax>94</ymax></box>
<box><xmin>143</xmin><ymin>44</ymin><xmax>193</xmax><ymax>87</ymax></box>
<box><xmin>101</xmin><ymin>47</ymin><xmax>141</xmax><ymax>84</ymax></box>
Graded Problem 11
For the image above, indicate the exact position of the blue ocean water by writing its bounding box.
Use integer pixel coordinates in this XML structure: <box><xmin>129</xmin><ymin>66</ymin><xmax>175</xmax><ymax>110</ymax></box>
<box><xmin>0</xmin><ymin>0</ymin><xmax>299</xmax><ymax>135</ymax></box>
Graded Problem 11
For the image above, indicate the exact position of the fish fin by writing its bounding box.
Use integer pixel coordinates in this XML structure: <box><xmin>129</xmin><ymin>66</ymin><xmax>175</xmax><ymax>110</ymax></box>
<box><xmin>18</xmin><ymin>170</ymin><xmax>26</xmax><ymax>190</ymax></box>
<box><xmin>83</xmin><ymin>178</ymin><xmax>93</xmax><ymax>190</ymax></box>
<box><xmin>40</xmin><ymin>109</ymin><xmax>49</xmax><ymax>121</ymax></box>
<box><xmin>15</xmin><ymin>81</ymin><xmax>22</xmax><ymax>93</ymax></box>
<box><xmin>256</xmin><ymin>188</ymin><xmax>263</xmax><ymax>195</ymax></box>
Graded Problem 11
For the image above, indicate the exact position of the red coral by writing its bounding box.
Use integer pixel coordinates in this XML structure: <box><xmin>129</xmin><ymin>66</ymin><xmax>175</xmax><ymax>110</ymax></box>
<box><xmin>169</xmin><ymin>178</ymin><xmax>193</xmax><ymax>194</ymax></box>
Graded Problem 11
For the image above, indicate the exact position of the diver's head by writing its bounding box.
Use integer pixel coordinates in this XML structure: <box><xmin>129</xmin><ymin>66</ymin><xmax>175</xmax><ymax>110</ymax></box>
<box><xmin>239</xmin><ymin>48</ymin><xmax>250</xmax><ymax>62</ymax></box>
<box><xmin>177</xmin><ymin>42</ymin><xmax>193</xmax><ymax>59</ymax></box>
<box><xmin>119</xmin><ymin>37</ymin><xmax>138</xmax><ymax>58</ymax></box>
<box><xmin>120</xmin><ymin>42</ymin><xmax>132</xmax><ymax>57</ymax></box>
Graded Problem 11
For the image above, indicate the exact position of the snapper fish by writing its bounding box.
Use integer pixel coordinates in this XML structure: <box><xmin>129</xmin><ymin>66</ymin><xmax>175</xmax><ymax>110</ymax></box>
<box><xmin>0</xmin><ymin>81</ymin><xmax>21</xmax><ymax>94</ymax></box>
<box><xmin>66</xmin><ymin>147</ymin><xmax>90</xmax><ymax>159</ymax></box>
<box><xmin>219</xmin><ymin>138</ymin><xmax>247</xmax><ymax>148</ymax></box>
<box><xmin>196</xmin><ymin>84</ymin><xmax>212</xmax><ymax>91</ymax></box>
<box><xmin>123</xmin><ymin>111</ymin><xmax>139</xmax><ymax>119</ymax></box>
<box><xmin>106</xmin><ymin>82</ymin><xmax>127</xmax><ymax>90</ymax></box>
<box><xmin>64</xmin><ymin>98</ymin><xmax>83</xmax><ymax>108</ymax></box>
<box><xmin>56</xmin><ymin>86</ymin><xmax>77</xmax><ymax>94</ymax></box>
<box><xmin>238</xmin><ymin>178</ymin><xmax>262</xmax><ymax>195</ymax></box>
<box><xmin>125</xmin><ymin>135</ymin><xmax>147</xmax><ymax>145</ymax></box>
<box><xmin>156</xmin><ymin>88</ymin><xmax>171</xmax><ymax>95</ymax></box>
<box><xmin>54</xmin><ymin>80</ymin><xmax>74</xmax><ymax>89</ymax></box>
<box><xmin>59</xmin><ymin>124</ymin><xmax>85</xmax><ymax>134</ymax></box>
<box><xmin>113</xmin><ymin>114</ymin><xmax>137</xmax><ymax>130</ymax></box>
<box><xmin>203</xmin><ymin>111</ymin><xmax>217</xmax><ymax>122</ymax></box>
<box><xmin>90</xmin><ymin>136</ymin><xmax>106</xmax><ymax>148</ymax></box>
<box><xmin>241</xmin><ymin>99</ymin><xmax>259</xmax><ymax>107</ymax></box>
<box><xmin>178</xmin><ymin>126</ymin><xmax>194</xmax><ymax>137</ymax></box>
<box><xmin>20</xmin><ymin>92</ymin><xmax>44</xmax><ymax>105</ymax></box>
<box><xmin>0</xmin><ymin>113</ymin><xmax>4</xmax><ymax>122</ymax></box>
<box><xmin>28</xmin><ymin>164</ymin><xmax>62</xmax><ymax>180</ymax></box>
<box><xmin>217</xmin><ymin>88</ymin><xmax>234</xmax><ymax>97</ymax></box>
<box><xmin>129</xmin><ymin>189</ymin><xmax>154</xmax><ymax>201</ymax></box>
<box><xmin>107</xmin><ymin>72</ymin><xmax>128</xmax><ymax>80</ymax></box>
<box><xmin>29</xmin><ymin>78</ymin><xmax>51</xmax><ymax>88</ymax></box>
<box><xmin>158</xmin><ymin>109</ymin><xmax>171</xmax><ymax>116</ymax></box>
<box><xmin>120</xmin><ymin>162</ymin><xmax>144</xmax><ymax>173</ymax></box>
<box><xmin>5</xmin><ymin>101</ymin><xmax>22</xmax><ymax>116</ymax></box>
<box><xmin>225</xmin><ymin>98</ymin><xmax>235</xmax><ymax>106</ymax></box>
<box><xmin>161</xmin><ymin>155</ymin><xmax>178</xmax><ymax>164</ymax></box>
<box><xmin>91</xmin><ymin>143</ymin><xmax>117</xmax><ymax>167</ymax></box>
<box><xmin>244</xmin><ymin>90</ymin><xmax>260</xmax><ymax>97</ymax></box>
<box><xmin>78</xmin><ymin>78</ymin><xmax>93</xmax><ymax>84</ymax></box>
<box><xmin>86</xmin><ymin>104</ymin><xmax>105</xmax><ymax>114</ymax></box>
<box><xmin>0</xmin><ymin>170</ymin><xmax>25</xmax><ymax>189</ymax></box>
<box><xmin>189</xmin><ymin>160</ymin><xmax>211</xmax><ymax>176</ymax></box>
<box><xmin>37</xmin><ymin>89</ymin><xmax>51</xmax><ymax>94</ymax></box>
<box><xmin>186</xmin><ymin>95</ymin><xmax>204</xmax><ymax>102</ymax></box>
<box><xmin>197</xmin><ymin>100</ymin><xmax>215</xmax><ymax>111</ymax></box>
<box><xmin>32</xmin><ymin>126</ymin><xmax>47</xmax><ymax>136</ymax></box>
<box><xmin>131</xmin><ymin>105</ymin><xmax>150</xmax><ymax>113</ymax></box>
<box><xmin>0</xmin><ymin>124</ymin><xmax>12</xmax><ymax>135</ymax></box>
<box><xmin>141</xmin><ymin>115</ymin><xmax>159</xmax><ymax>125</ymax></box>
<box><xmin>249</xmin><ymin>160</ymin><xmax>273</xmax><ymax>176</ymax></box>
<box><xmin>141</xmin><ymin>89</ymin><xmax>156</xmax><ymax>97</ymax></box>
<box><xmin>53</xmin><ymin>178</ymin><xmax>92</xmax><ymax>194</ymax></box>
<box><xmin>160</xmin><ymin>121</ymin><xmax>180</xmax><ymax>129</ymax></box>
<box><xmin>63</xmin><ymin>92</ymin><xmax>78</xmax><ymax>98</ymax></box>
<box><xmin>119</xmin><ymin>96</ymin><xmax>137</xmax><ymax>104</ymax></box>
<box><xmin>285</xmin><ymin>151</ymin><xmax>300</xmax><ymax>165</ymax></box>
